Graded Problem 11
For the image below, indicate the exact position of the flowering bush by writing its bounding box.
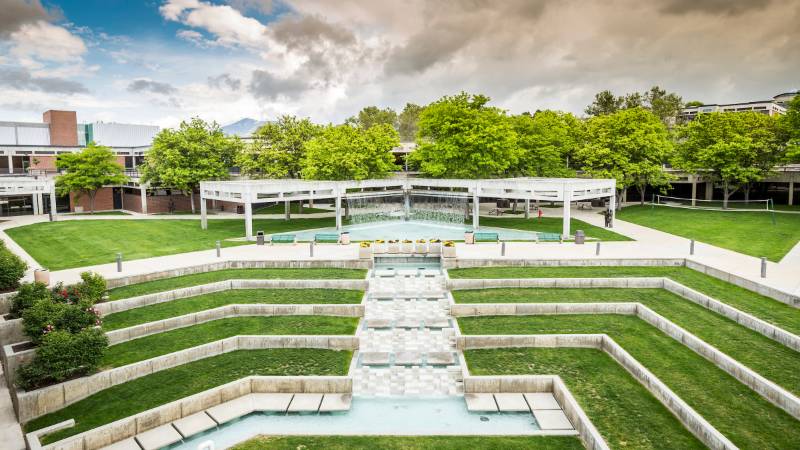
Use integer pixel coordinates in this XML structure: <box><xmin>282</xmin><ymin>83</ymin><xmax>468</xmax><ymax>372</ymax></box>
<box><xmin>416</xmin><ymin>239</ymin><xmax>426</xmax><ymax>243</ymax></box>
<box><xmin>402</xmin><ymin>239</ymin><xmax>413</xmax><ymax>243</ymax></box>
<box><xmin>11</xmin><ymin>282</ymin><xmax>51</xmax><ymax>317</ymax></box>
<box><xmin>443</xmin><ymin>241</ymin><xmax>455</xmax><ymax>247</ymax></box>
<box><xmin>17</xmin><ymin>328</ymin><xmax>108</xmax><ymax>390</ymax></box>
<box><xmin>430</xmin><ymin>238</ymin><xmax>441</xmax><ymax>243</ymax></box>
<box><xmin>360</xmin><ymin>241</ymin><xmax>371</xmax><ymax>248</ymax></box>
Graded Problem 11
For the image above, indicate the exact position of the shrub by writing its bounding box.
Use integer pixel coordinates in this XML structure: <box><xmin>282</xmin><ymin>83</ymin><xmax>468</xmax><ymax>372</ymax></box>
<box><xmin>17</xmin><ymin>328</ymin><xmax>108</xmax><ymax>390</ymax></box>
<box><xmin>76</xmin><ymin>272</ymin><xmax>107</xmax><ymax>302</ymax></box>
<box><xmin>10</xmin><ymin>282</ymin><xmax>50</xmax><ymax>317</ymax></box>
<box><xmin>21</xmin><ymin>298</ymin><xmax>99</xmax><ymax>344</ymax></box>
<box><xmin>0</xmin><ymin>240</ymin><xmax>27</xmax><ymax>292</ymax></box>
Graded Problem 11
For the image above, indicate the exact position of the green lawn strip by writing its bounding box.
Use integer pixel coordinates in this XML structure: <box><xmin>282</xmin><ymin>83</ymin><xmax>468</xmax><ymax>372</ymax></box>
<box><xmin>107</xmin><ymin>268</ymin><xmax>367</xmax><ymax>300</ymax></box>
<box><xmin>102</xmin><ymin>316</ymin><xmax>359</xmax><ymax>368</ymax></box>
<box><xmin>465</xmin><ymin>347</ymin><xmax>705</xmax><ymax>450</ymax></box>
<box><xmin>27</xmin><ymin>348</ymin><xmax>351</xmax><ymax>444</ymax></box>
<box><xmin>459</xmin><ymin>315</ymin><xmax>800</xmax><ymax>449</ymax></box>
<box><xmin>254</xmin><ymin>203</ymin><xmax>331</xmax><ymax>214</ymax></box>
<box><xmin>447</xmin><ymin>266</ymin><xmax>800</xmax><ymax>335</ymax></box>
<box><xmin>454</xmin><ymin>288</ymin><xmax>800</xmax><ymax>396</ymax></box>
<box><xmin>616</xmin><ymin>205</ymin><xmax>800</xmax><ymax>261</ymax></box>
<box><xmin>5</xmin><ymin>218</ymin><xmax>335</xmax><ymax>270</ymax></box>
<box><xmin>478</xmin><ymin>216</ymin><xmax>632</xmax><ymax>241</ymax></box>
<box><xmin>232</xmin><ymin>435</ymin><xmax>584</xmax><ymax>450</ymax></box>
<box><xmin>102</xmin><ymin>289</ymin><xmax>364</xmax><ymax>330</ymax></box>
<box><xmin>65</xmin><ymin>211</ymin><xmax>130</xmax><ymax>216</ymax></box>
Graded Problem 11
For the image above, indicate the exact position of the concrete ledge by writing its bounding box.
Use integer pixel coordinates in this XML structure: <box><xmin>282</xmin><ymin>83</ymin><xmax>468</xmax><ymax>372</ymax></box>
<box><xmin>448</xmin><ymin>277</ymin><xmax>663</xmax><ymax>290</ymax></box>
<box><xmin>98</xmin><ymin>279</ymin><xmax>368</xmax><ymax>315</ymax></box>
<box><xmin>451</xmin><ymin>303</ymin><xmax>637</xmax><ymax>317</ymax></box>
<box><xmin>16</xmin><ymin>335</ymin><xmax>358</xmax><ymax>423</ymax></box>
<box><xmin>27</xmin><ymin>375</ymin><xmax>351</xmax><ymax>450</ymax></box>
<box><xmin>0</xmin><ymin>291</ymin><xmax>14</xmax><ymax>315</ymax></box>
<box><xmin>444</xmin><ymin>258</ymin><xmax>685</xmax><ymax>270</ymax></box>
<box><xmin>0</xmin><ymin>317</ymin><xmax>25</xmax><ymax>347</ymax></box>
<box><xmin>685</xmin><ymin>259</ymin><xmax>800</xmax><ymax>308</ymax></box>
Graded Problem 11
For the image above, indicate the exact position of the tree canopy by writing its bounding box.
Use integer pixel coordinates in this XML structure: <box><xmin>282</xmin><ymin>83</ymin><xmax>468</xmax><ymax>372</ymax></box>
<box><xmin>782</xmin><ymin>95</ymin><xmax>800</xmax><ymax>162</ymax></box>
<box><xmin>409</xmin><ymin>92</ymin><xmax>521</xmax><ymax>178</ymax></box>
<box><xmin>235</xmin><ymin>116</ymin><xmax>320</xmax><ymax>179</ymax></box>
<box><xmin>301</xmin><ymin>123</ymin><xmax>399</xmax><ymax>180</ymax></box>
<box><xmin>576</xmin><ymin>107</ymin><xmax>673</xmax><ymax>205</ymax></box>
<box><xmin>398</xmin><ymin>103</ymin><xmax>424</xmax><ymax>141</ymax></box>
<box><xmin>510</xmin><ymin>110</ymin><xmax>581</xmax><ymax>177</ymax></box>
<box><xmin>348</xmin><ymin>106</ymin><xmax>398</xmax><ymax>130</ymax></box>
<box><xmin>55</xmin><ymin>143</ymin><xmax>128</xmax><ymax>213</ymax></box>
<box><xmin>585</xmin><ymin>86</ymin><xmax>684</xmax><ymax>126</ymax></box>
<box><xmin>141</xmin><ymin>118</ymin><xmax>242</xmax><ymax>212</ymax></box>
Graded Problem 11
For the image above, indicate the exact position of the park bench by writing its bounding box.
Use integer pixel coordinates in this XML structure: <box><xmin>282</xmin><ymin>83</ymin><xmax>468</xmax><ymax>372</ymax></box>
<box><xmin>474</xmin><ymin>232</ymin><xmax>500</xmax><ymax>243</ymax></box>
<box><xmin>536</xmin><ymin>232</ymin><xmax>563</xmax><ymax>243</ymax></box>
<box><xmin>314</xmin><ymin>233</ymin><xmax>340</xmax><ymax>243</ymax></box>
<box><xmin>270</xmin><ymin>234</ymin><xmax>296</xmax><ymax>244</ymax></box>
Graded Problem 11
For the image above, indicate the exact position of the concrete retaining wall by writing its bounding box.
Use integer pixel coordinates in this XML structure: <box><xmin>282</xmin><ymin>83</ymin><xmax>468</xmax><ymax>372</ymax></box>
<box><xmin>444</xmin><ymin>258</ymin><xmax>685</xmax><ymax>269</ymax></box>
<box><xmin>16</xmin><ymin>335</ymin><xmax>358</xmax><ymax>423</ymax></box>
<box><xmin>0</xmin><ymin>317</ymin><xmax>24</xmax><ymax>346</ymax></box>
<box><xmin>105</xmin><ymin>260</ymin><xmax>370</xmax><ymax>289</ymax></box>
<box><xmin>28</xmin><ymin>375</ymin><xmax>352</xmax><ymax>450</ymax></box>
<box><xmin>452</xmin><ymin>303</ymin><xmax>637</xmax><ymax>317</ymax></box>
<box><xmin>97</xmin><ymin>279</ymin><xmax>368</xmax><ymax>315</ymax></box>
<box><xmin>0</xmin><ymin>291</ymin><xmax>13</xmax><ymax>315</ymax></box>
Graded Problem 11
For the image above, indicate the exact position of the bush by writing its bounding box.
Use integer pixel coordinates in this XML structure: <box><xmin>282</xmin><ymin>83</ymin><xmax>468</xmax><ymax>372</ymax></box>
<box><xmin>77</xmin><ymin>271</ymin><xmax>107</xmax><ymax>302</ymax></box>
<box><xmin>21</xmin><ymin>298</ymin><xmax>100</xmax><ymax>344</ymax></box>
<box><xmin>0</xmin><ymin>240</ymin><xmax>27</xmax><ymax>292</ymax></box>
<box><xmin>11</xmin><ymin>282</ymin><xmax>51</xmax><ymax>317</ymax></box>
<box><xmin>17</xmin><ymin>328</ymin><xmax>108</xmax><ymax>390</ymax></box>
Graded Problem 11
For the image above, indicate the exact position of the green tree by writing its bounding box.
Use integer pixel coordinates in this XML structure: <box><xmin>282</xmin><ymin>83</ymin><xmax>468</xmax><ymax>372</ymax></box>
<box><xmin>301</xmin><ymin>123</ymin><xmax>399</xmax><ymax>180</ymax></box>
<box><xmin>673</xmin><ymin>112</ymin><xmax>784</xmax><ymax>208</ymax></box>
<box><xmin>409</xmin><ymin>92</ymin><xmax>521</xmax><ymax>178</ymax></box>
<box><xmin>782</xmin><ymin>95</ymin><xmax>800</xmax><ymax>162</ymax></box>
<box><xmin>398</xmin><ymin>103</ymin><xmax>424</xmax><ymax>141</ymax></box>
<box><xmin>236</xmin><ymin>116</ymin><xmax>320</xmax><ymax>179</ymax></box>
<box><xmin>511</xmin><ymin>110</ymin><xmax>582</xmax><ymax>177</ymax></box>
<box><xmin>586</xmin><ymin>86</ymin><xmax>684</xmax><ymax>126</ymax></box>
<box><xmin>585</xmin><ymin>90</ymin><xmax>623</xmax><ymax>116</ymax></box>
<box><xmin>55</xmin><ymin>143</ymin><xmax>128</xmax><ymax>213</ymax></box>
<box><xmin>141</xmin><ymin>118</ymin><xmax>242</xmax><ymax>213</ymax></box>
<box><xmin>577</xmin><ymin>107</ymin><xmax>674</xmax><ymax>206</ymax></box>
<box><xmin>347</xmin><ymin>106</ymin><xmax>398</xmax><ymax>130</ymax></box>
<box><xmin>685</xmin><ymin>100</ymin><xmax>705</xmax><ymax>108</ymax></box>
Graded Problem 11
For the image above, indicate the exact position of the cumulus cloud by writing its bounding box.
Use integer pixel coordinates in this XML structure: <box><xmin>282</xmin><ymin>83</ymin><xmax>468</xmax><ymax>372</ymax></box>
<box><xmin>0</xmin><ymin>0</ymin><xmax>51</xmax><ymax>36</ymax></box>
<box><xmin>127</xmin><ymin>79</ymin><xmax>178</xmax><ymax>95</ymax></box>
<box><xmin>248</xmin><ymin>70</ymin><xmax>308</xmax><ymax>100</ymax></box>
<box><xmin>659</xmin><ymin>0</ymin><xmax>772</xmax><ymax>16</ymax></box>
<box><xmin>160</xmin><ymin>0</ymin><xmax>268</xmax><ymax>48</ymax></box>
<box><xmin>208</xmin><ymin>73</ymin><xmax>242</xmax><ymax>90</ymax></box>
<box><xmin>0</xmin><ymin>66</ymin><xmax>89</xmax><ymax>94</ymax></box>
<box><xmin>9</xmin><ymin>20</ymin><xmax>87</xmax><ymax>64</ymax></box>
<box><xmin>227</xmin><ymin>0</ymin><xmax>273</xmax><ymax>15</ymax></box>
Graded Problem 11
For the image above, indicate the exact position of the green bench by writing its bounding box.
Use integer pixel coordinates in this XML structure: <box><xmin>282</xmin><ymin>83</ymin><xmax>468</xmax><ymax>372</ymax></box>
<box><xmin>270</xmin><ymin>234</ymin><xmax>296</xmax><ymax>244</ymax></box>
<box><xmin>536</xmin><ymin>232</ymin><xmax>563</xmax><ymax>243</ymax></box>
<box><xmin>474</xmin><ymin>232</ymin><xmax>499</xmax><ymax>242</ymax></box>
<box><xmin>314</xmin><ymin>233</ymin><xmax>340</xmax><ymax>243</ymax></box>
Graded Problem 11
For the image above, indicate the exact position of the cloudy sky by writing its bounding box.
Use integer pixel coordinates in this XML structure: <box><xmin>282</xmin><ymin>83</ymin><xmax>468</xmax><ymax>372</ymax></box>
<box><xmin>0</xmin><ymin>0</ymin><xmax>798</xmax><ymax>128</ymax></box>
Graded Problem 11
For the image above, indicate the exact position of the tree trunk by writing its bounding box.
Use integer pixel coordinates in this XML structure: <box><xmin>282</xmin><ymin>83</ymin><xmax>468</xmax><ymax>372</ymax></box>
<box><xmin>637</xmin><ymin>184</ymin><xmax>646</xmax><ymax>206</ymax></box>
<box><xmin>88</xmin><ymin>190</ymin><xmax>96</xmax><ymax>214</ymax></box>
<box><xmin>616</xmin><ymin>190</ymin><xmax>623</xmax><ymax>211</ymax></box>
<box><xmin>298</xmin><ymin>200</ymin><xmax>303</xmax><ymax>214</ymax></box>
<box><xmin>744</xmin><ymin>183</ymin><xmax>751</xmax><ymax>203</ymax></box>
<box><xmin>512</xmin><ymin>199</ymin><xmax>518</xmax><ymax>213</ymax></box>
<box><xmin>189</xmin><ymin>191</ymin><xmax>196</xmax><ymax>214</ymax></box>
<box><xmin>723</xmin><ymin>183</ymin><xmax>730</xmax><ymax>210</ymax></box>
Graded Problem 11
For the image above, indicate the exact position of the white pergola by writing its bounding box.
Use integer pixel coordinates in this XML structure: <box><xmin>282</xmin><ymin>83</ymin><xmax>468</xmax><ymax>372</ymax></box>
<box><xmin>199</xmin><ymin>177</ymin><xmax>616</xmax><ymax>240</ymax></box>
<box><xmin>0</xmin><ymin>178</ymin><xmax>58</xmax><ymax>217</ymax></box>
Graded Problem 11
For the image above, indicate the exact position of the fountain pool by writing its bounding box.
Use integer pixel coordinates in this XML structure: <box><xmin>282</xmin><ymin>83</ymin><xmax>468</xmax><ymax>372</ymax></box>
<box><xmin>281</xmin><ymin>221</ymin><xmax>537</xmax><ymax>241</ymax></box>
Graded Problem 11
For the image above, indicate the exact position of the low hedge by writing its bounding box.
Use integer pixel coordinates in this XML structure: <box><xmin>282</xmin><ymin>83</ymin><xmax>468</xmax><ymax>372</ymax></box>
<box><xmin>0</xmin><ymin>240</ymin><xmax>27</xmax><ymax>292</ymax></box>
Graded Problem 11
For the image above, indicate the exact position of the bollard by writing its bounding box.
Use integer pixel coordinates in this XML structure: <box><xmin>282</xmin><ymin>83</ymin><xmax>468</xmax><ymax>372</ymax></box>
<box><xmin>690</xmin><ymin>239</ymin><xmax>695</xmax><ymax>255</ymax></box>
<box><xmin>216</xmin><ymin>240</ymin><xmax>221</xmax><ymax>258</ymax></box>
<box><xmin>116</xmin><ymin>253</ymin><xmax>122</xmax><ymax>272</ymax></box>
<box><xmin>761</xmin><ymin>257</ymin><xmax>767</xmax><ymax>278</ymax></box>
<box><xmin>501</xmin><ymin>241</ymin><xmax>506</xmax><ymax>256</ymax></box>
<box><xmin>310</xmin><ymin>241</ymin><xmax>314</xmax><ymax>257</ymax></box>
<box><xmin>595</xmin><ymin>242</ymin><xmax>600</xmax><ymax>256</ymax></box>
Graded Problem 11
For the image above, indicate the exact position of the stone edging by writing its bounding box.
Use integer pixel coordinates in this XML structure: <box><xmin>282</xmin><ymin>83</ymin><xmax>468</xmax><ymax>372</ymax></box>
<box><xmin>16</xmin><ymin>335</ymin><xmax>358</xmax><ymax>423</ymax></box>
<box><xmin>458</xmin><ymin>334</ymin><xmax>736</xmax><ymax>450</ymax></box>
<box><xmin>686</xmin><ymin>259</ymin><xmax>800</xmax><ymax>308</ymax></box>
<box><xmin>27</xmin><ymin>375</ymin><xmax>352</xmax><ymax>450</ymax></box>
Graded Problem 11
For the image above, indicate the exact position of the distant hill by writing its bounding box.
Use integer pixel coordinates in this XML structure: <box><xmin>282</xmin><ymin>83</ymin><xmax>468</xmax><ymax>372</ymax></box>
<box><xmin>221</xmin><ymin>118</ymin><xmax>266</xmax><ymax>137</ymax></box>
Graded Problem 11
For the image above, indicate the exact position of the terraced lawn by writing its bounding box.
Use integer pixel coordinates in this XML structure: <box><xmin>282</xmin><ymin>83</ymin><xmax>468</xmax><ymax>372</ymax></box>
<box><xmin>102</xmin><ymin>289</ymin><xmax>364</xmax><ymax>330</ymax></box>
<box><xmin>447</xmin><ymin>265</ymin><xmax>800</xmax><ymax>335</ymax></box>
<box><xmin>28</xmin><ymin>349</ymin><xmax>352</xmax><ymax>444</ymax></box>
<box><xmin>466</xmin><ymin>348</ymin><xmax>704</xmax><ymax>449</ymax></box>
<box><xmin>102</xmin><ymin>316</ymin><xmax>359</xmax><ymax>367</ymax></box>
<box><xmin>233</xmin><ymin>435</ymin><xmax>584</xmax><ymax>450</ymax></box>
<box><xmin>107</xmin><ymin>268</ymin><xmax>366</xmax><ymax>300</ymax></box>
<box><xmin>454</xmin><ymin>288</ymin><xmax>800</xmax><ymax>395</ymax></box>
<box><xmin>459</xmin><ymin>315</ymin><xmax>800</xmax><ymax>450</ymax></box>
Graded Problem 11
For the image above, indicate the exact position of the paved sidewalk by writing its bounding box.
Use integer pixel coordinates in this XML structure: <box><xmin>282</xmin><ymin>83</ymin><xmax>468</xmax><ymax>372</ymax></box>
<box><xmin>0</xmin><ymin>367</ymin><xmax>25</xmax><ymax>450</ymax></box>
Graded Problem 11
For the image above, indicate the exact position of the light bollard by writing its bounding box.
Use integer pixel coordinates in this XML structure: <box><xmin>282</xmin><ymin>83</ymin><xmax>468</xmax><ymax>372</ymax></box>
<box><xmin>761</xmin><ymin>257</ymin><xmax>767</xmax><ymax>278</ymax></box>
<box><xmin>310</xmin><ymin>241</ymin><xmax>314</xmax><ymax>257</ymax></box>
<box><xmin>501</xmin><ymin>241</ymin><xmax>506</xmax><ymax>256</ymax></box>
<box><xmin>116</xmin><ymin>253</ymin><xmax>122</xmax><ymax>272</ymax></box>
<box><xmin>595</xmin><ymin>242</ymin><xmax>601</xmax><ymax>256</ymax></box>
<box><xmin>690</xmin><ymin>239</ymin><xmax>695</xmax><ymax>255</ymax></box>
<box><xmin>216</xmin><ymin>240</ymin><xmax>221</xmax><ymax>258</ymax></box>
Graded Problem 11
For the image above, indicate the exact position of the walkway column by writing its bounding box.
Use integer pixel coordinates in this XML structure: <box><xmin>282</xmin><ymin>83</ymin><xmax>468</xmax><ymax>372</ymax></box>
<box><xmin>244</xmin><ymin>200</ymin><xmax>253</xmax><ymax>240</ymax></box>
<box><xmin>609</xmin><ymin>194</ymin><xmax>616</xmax><ymax>226</ymax></box>
<box><xmin>789</xmin><ymin>181</ymin><xmax>794</xmax><ymax>206</ymax></box>
<box><xmin>690</xmin><ymin>177</ymin><xmax>697</xmax><ymax>207</ymax></box>
<box><xmin>524</xmin><ymin>198</ymin><xmax>530</xmax><ymax>219</ymax></box>
<box><xmin>335</xmin><ymin>194</ymin><xmax>342</xmax><ymax>230</ymax></box>
<box><xmin>36</xmin><ymin>192</ymin><xmax>44</xmax><ymax>214</ymax></box>
<box><xmin>49</xmin><ymin>184</ymin><xmax>58</xmax><ymax>220</ymax></box>
<box><xmin>31</xmin><ymin>193</ymin><xmax>39</xmax><ymax>215</ymax></box>
<box><xmin>284</xmin><ymin>200</ymin><xmax>290</xmax><ymax>220</ymax></box>
<box><xmin>562</xmin><ymin>186</ymin><xmax>571</xmax><ymax>239</ymax></box>
<box><xmin>472</xmin><ymin>194</ymin><xmax>479</xmax><ymax>229</ymax></box>
<box><xmin>200</xmin><ymin>197</ymin><xmax>207</xmax><ymax>230</ymax></box>
<box><xmin>140</xmin><ymin>186</ymin><xmax>148</xmax><ymax>214</ymax></box>
<box><xmin>705</xmin><ymin>182</ymin><xmax>713</xmax><ymax>201</ymax></box>
<box><xmin>7</xmin><ymin>154</ymin><xmax>13</xmax><ymax>174</ymax></box>
<box><xmin>404</xmin><ymin>192</ymin><xmax>410</xmax><ymax>220</ymax></box>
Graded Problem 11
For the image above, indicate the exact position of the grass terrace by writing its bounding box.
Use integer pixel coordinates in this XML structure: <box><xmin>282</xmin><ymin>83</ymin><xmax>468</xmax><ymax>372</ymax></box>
<box><xmin>102</xmin><ymin>288</ymin><xmax>364</xmax><ymax>330</ymax></box>
<box><xmin>447</xmin><ymin>265</ymin><xmax>800</xmax><ymax>335</ymax></box>
<box><xmin>232</xmin><ymin>435</ymin><xmax>584</xmax><ymax>450</ymax></box>
<box><xmin>101</xmin><ymin>315</ymin><xmax>359</xmax><ymax>367</ymax></box>
<box><xmin>478</xmin><ymin>216</ymin><xmax>632</xmax><ymax>241</ymax></box>
<box><xmin>459</xmin><ymin>315</ymin><xmax>800</xmax><ymax>449</ymax></box>
<box><xmin>107</xmin><ymin>267</ymin><xmax>367</xmax><ymax>300</ymax></box>
<box><xmin>27</xmin><ymin>349</ymin><xmax>352</xmax><ymax>444</ymax></box>
<box><xmin>616</xmin><ymin>205</ymin><xmax>800</xmax><ymax>261</ymax></box>
<box><xmin>5</xmin><ymin>218</ymin><xmax>336</xmax><ymax>270</ymax></box>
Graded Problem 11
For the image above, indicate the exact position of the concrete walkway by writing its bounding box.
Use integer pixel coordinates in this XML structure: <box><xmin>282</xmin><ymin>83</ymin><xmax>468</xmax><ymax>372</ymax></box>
<box><xmin>0</xmin><ymin>365</ymin><xmax>25</xmax><ymax>450</ymax></box>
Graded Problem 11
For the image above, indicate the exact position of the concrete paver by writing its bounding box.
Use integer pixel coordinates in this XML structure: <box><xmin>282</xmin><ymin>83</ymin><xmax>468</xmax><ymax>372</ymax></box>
<box><xmin>494</xmin><ymin>393</ymin><xmax>530</xmax><ymax>412</ymax></box>
<box><xmin>464</xmin><ymin>393</ymin><xmax>498</xmax><ymax>412</ymax></box>
<box><xmin>533</xmin><ymin>409</ymin><xmax>573</xmax><ymax>430</ymax></box>
<box><xmin>135</xmin><ymin>424</ymin><xmax>182</xmax><ymax>450</ymax></box>
<box><xmin>100</xmin><ymin>437</ymin><xmax>141</xmax><ymax>450</ymax></box>
<box><xmin>252</xmin><ymin>393</ymin><xmax>294</xmax><ymax>412</ymax></box>
<box><xmin>287</xmin><ymin>393</ymin><xmax>323</xmax><ymax>412</ymax></box>
<box><xmin>319</xmin><ymin>394</ymin><xmax>352</xmax><ymax>412</ymax></box>
<box><xmin>172</xmin><ymin>411</ymin><xmax>217</xmax><ymax>437</ymax></box>
<box><xmin>206</xmin><ymin>396</ymin><xmax>253</xmax><ymax>424</ymax></box>
<box><xmin>524</xmin><ymin>393</ymin><xmax>560</xmax><ymax>410</ymax></box>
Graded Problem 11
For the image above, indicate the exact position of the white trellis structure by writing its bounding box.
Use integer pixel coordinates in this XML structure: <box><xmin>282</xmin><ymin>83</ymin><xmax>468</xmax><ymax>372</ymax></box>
<box><xmin>199</xmin><ymin>177</ymin><xmax>617</xmax><ymax>240</ymax></box>
<box><xmin>0</xmin><ymin>178</ymin><xmax>58</xmax><ymax>217</ymax></box>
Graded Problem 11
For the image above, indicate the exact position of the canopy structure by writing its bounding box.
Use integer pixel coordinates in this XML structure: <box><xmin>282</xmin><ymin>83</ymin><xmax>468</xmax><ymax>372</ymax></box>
<box><xmin>0</xmin><ymin>178</ymin><xmax>58</xmax><ymax>217</ymax></box>
<box><xmin>199</xmin><ymin>177</ymin><xmax>617</xmax><ymax>240</ymax></box>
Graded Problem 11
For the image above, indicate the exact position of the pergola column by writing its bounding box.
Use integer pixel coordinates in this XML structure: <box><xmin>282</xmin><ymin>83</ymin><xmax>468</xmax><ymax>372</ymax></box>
<box><xmin>7</xmin><ymin>153</ymin><xmax>13</xmax><ymax>174</ymax></box>
<box><xmin>705</xmin><ymin>182</ymin><xmax>713</xmax><ymax>200</ymax></box>
<box><xmin>31</xmin><ymin>193</ymin><xmax>39</xmax><ymax>215</ymax></box>
<box><xmin>244</xmin><ymin>197</ymin><xmax>253</xmax><ymax>240</ymax></box>
<box><xmin>789</xmin><ymin>181</ymin><xmax>794</xmax><ymax>206</ymax></box>
<box><xmin>690</xmin><ymin>176</ymin><xmax>697</xmax><ymax>207</ymax></box>
<box><xmin>472</xmin><ymin>193</ymin><xmax>479</xmax><ymax>229</ymax></box>
<box><xmin>140</xmin><ymin>186</ymin><xmax>148</xmax><ymax>214</ymax></box>
<box><xmin>562</xmin><ymin>185</ymin><xmax>571</xmax><ymax>239</ymax></box>
<box><xmin>404</xmin><ymin>192</ymin><xmax>410</xmax><ymax>220</ymax></box>
<box><xmin>524</xmin><ymin>198</ymin><xmax>530</xmax><ymax>219</ymax></box>
<box><xmin>284</xmin><ymin>200</ymin><xmax>291</xmax><ymax>220</ymax></box>
<box><xmin>609</xmin><ymin>193</ymin><xmax>616</xmax><ymax>226</ymax></box>
<box><xmin>49</xmin><ymin>183</ymin><xmax>58</xmax><ymax>220</ymax></box>
<box><xmin>335</xmin><ymin>194</ymin><xmax>342</xmax><ymax>230</ymax></box>
<box><xmin>200</xmin><ymin>197</ymin><xmax>207</xmax><ymax>230</ymax></box>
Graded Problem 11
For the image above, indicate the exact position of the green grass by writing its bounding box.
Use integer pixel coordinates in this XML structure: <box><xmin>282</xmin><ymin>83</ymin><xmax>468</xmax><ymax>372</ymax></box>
<box><xmin>66</xmin><ymin>211</ymin><xmax>130</xmax><ymax>216</ymax></box>
<box><xmin>107</xmin><ymin>268</ymin><xmax>367</xmax><ymax>300</ymax></box>
<box><xmin>616</xmin><ymin>205</ymin><xmax>800</xmax><ymax>261</ymax></box>
<box><xmin>454</xmin><ymin>288</ymin><xmax>800</xmax><ymax>396</ymax></box>
<box><xmin>102</xmin><ymin>316</ymin><xmax>358</xmax><ymax>367</ymax></box>
<box><xmin>102</xmin><ymin>289</ymin><xmax>364</xmax><ymax>330</ymax></box>
<box><xmin>447</xmin><ymin>265</ymin><xmax>800</xmax><ymax>335</ymax></box>
<box><xmin>459</xmin><ymin>315</ymin><xmax>800</xmax><ymax>449</ymax></box>
<box><xmin>254</xmin><ymin>203</ymin><xmax>331</xmax><ymax>214</ymax></box>
<box><xmin>5</xmin><ymin>218</ymin><xmax>335</xmax><ymax>270</ymax></box>
<box><xmin>465</xmin><ymin>348</ymin><xmax>704</xmax><ymax>449</ymax></box>
<box><xmin>478</xmin><ymin>216</ymin><xmax>632</xmax><ymax>241</ymax></box>
<box><xmin>27</xmin><ymin>348</ymin><xmax>352</xmax><ymax>443</ymax></box>
<box><xmin>232</xmin><ymin>435</ymin><xmax>584</xmax><ymax>450</ymax></box>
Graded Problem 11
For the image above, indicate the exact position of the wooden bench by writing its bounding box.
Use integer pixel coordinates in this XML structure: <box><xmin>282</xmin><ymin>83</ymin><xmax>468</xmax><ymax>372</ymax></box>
<box><xmin>536</xmin><ymin>232</ymin><xmax>563</xmax><ymax>243</ymax></box>
<box><xmin>474</xmin><ymin>232</ymin><xmax>500</xmax><ymax>242</ymax></box>
<box><xmin>314</xmin><ymin>233</ymin><xmax>340</xmax><ymax>243</ymax></box>
<box><xmin>270</xmin><ymin>234</ymin><xmax>296</xmax><ymax>244</ymax></box>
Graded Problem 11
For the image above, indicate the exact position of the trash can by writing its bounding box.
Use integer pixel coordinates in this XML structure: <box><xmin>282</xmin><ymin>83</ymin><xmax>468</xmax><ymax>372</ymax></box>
<box><xmin>465</xmin><ymin>231</ymin><xmax>474</xmax><ymax>244</ymax></box>
<box><xmin>34</xmin><ymin>268</ymin><xmax>50</xmax><ymax>285</ymax></box>
<box><xmin>340</xmin><ymin>232</ymin><xmax>351</xmax><ymax>245</ymax></box>
<box><xmin>256</xmin><ymin>231</ymin><xmax>265</xmax><ymax>245</ymax></box>
<box><xmin>236</xmin><ymin>205</ymin><xmax>244</xmax><ymax>214</ymax></box>
<box><xmin>575</xmin><ymin>230</ymin><xmax>585</xmax><ymax>245</ymax></box>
